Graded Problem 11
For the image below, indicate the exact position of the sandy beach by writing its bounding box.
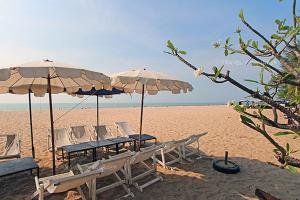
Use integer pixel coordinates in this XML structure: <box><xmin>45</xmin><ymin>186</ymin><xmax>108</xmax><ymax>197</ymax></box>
<box><xmin>0</xmin><ymin>105</ymin><xmax>299</xmax><ymax>200</ymax></box>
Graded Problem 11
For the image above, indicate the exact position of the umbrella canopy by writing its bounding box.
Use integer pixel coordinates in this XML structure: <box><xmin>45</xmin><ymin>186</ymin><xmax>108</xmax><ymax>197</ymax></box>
<box><xmin>111</xmin><ymin>69</ymin><xmax>193</xmax><ymax>150</ymax></box>
<box><xmin>75</xmin><ymin>87</ymin><xmax>123</xmax><ymax>96</ymax></box>
<box><xmin>111</xmin><ymin>69</ymin><xmax>193</xmax><ymax>95</ymax></box>
<box><xmin>0</xmin><ymin>60</ymin><xmax>111</xmax><ymax>97</ymax></box>
<box><xmin>0</xmin><ymin>59</ymin><xmax>112</xmax><ymax>174</ymax></box>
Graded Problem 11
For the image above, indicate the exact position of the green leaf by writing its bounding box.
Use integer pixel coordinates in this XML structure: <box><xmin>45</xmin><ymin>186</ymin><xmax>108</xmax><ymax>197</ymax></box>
<box><xmin>252</xmin><ymin>41</ymin><xmax>258</xmax><ymax>49</ymax></box>
<box><xmin>239</xmin><ymin>9</ymin><xmax>244</xmax><ymax>20</ymax></box>
<box><xmin>224</xmin><ymin>49</ymin><xmax>229</xmax><ymax>56</ymax></box>
<box><xmin>167</xmin><ymin>40</ymin><xmax>175</xmax><ymax>50</ymax></box>
<box><xmin>215</xmin><ymin>66</ymin><xmax>224</xmax><ymax>78</ymax></box>
<box><xmin>245</xmin><ymin>79</ymin><xmax>259</xmax><ymax>84</ymax></box>
<box><xmin>233</xmin><ymin>104</ymin><xmax>246</xmax><ymax>113</ymax></box>
<box><xmin>287</xmin><ymin>165</ymin><xmax>298</xmax><ymax>174</ymax></box>
<box><xmin>275</xmin><ymin>19</ymin><xmax>281</xmax><ymax>25</ymax></box>
<box><xmin>271</xmin><ymin>34</ymin><xmax>282</xmax><ymax>40</ymax></box>
<box><xmin>273</xmin><ymin>132</ymin><xmax>295</xmax><ymax>136</ymax></box>
<box><xmin>212</xmin><ymin>66</ymin><xmax>218</xmax><ymax>74</ymax></box>
<box><xmin>259</xmin><ymin>68</ymin><xmax>264</xmax><ymax>84</ymax></box>
<box><xmin>240</xmin><ymin>115</ymin><xmax>255</xmax><ymax>126</ymax></box>
<box><xmin>286</xmin><ymin>143</ymin><xmax>290</xmax><ymax>152</ymax></box>
<box><xmin>235</xmin><ymin>27</ymin><xmax>241</xmax><ymax>34</ymax></box>
<box><xmin>178</xmin><ymin>50</ymin><xmax>187</xmax><ymax>55</ymax></box>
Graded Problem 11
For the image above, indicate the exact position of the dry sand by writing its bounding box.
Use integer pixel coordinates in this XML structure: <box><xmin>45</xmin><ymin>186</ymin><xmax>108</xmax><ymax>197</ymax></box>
<box><xmin>0</xmin><ymin>105</ymin><xmax>299</xmax><ymax>200</ymax></box>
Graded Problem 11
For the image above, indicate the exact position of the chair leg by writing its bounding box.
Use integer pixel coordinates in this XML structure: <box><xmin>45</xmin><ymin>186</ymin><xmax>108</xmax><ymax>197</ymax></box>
<box><xmin>39</xmin><ymin>184</ymin><xmax>44</xmax><ymax>200</ymax></box>
<box><xmin>161</xmin><ymin>150</ymin><xmax>166</xmax><ymax>169</ymax></box>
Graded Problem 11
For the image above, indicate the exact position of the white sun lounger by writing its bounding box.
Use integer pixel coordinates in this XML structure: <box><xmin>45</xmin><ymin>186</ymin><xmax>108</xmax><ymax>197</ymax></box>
<box><xmin>155</xmin><ymin>140</ymin><xmax>184</xmax><ymax>169</ymax></box>
<box><xmin>31</xmin><ymin>169</ymin><xmax>103</xmax><ymax>200</ymax></box>
<box><xmin>128</xmin><ymin>145</ymin><xmax>163</xmax><ymax>192</ymax></box>
<box><xmin>115</xmin><ymin>121</ymin><xmax>135</xmax><ymax>137</ymax></box>
<box><xmin>93</xmin><ymin>125</ymin><xmax>114</xmax><ymax>140</ymax></box>
<box><xmin>0</xmin><ymin>134</ymin><xmax>21</xmax><ymax>160</ymax></box>
<box><xmin>181</xmin><ymin>132</ymin><xmax>208</xmax><ymax>160</ymax></box>
<box><xmin>70</xmin><ymin>126</ymin><xmax>93</xmax><ymax>143</ymax></box>
<box><xmin>77</xmin><ymin>151</ymin><xmax>134</xmax><ymax>199</ymax></box>
<box><xmin>47</xmin><ymin>128</ymin><xmax>74</xmax><ymax>151</ymax></box>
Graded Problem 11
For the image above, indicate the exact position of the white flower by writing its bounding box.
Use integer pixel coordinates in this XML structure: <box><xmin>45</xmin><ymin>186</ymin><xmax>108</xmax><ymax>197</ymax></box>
<box><xmin>194</xmin><ymin>67</ymin><xmax>204</xmax><ymax>77</ymax></box>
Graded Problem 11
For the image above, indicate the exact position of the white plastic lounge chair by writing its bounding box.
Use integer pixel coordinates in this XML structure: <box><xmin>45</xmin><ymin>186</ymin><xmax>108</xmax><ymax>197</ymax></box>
<box><xmin>77</xmin><ymin>151</ymin><xmax>134</xmax><ymax>199</ymax></box>
<box><xmin>0</xmin><ymin>134</ymin><xmax>20</xmax><ymax>160</ymax></box>
<box><xmin>128</xmin><ymin>145</ymin><xmax>163</xmax><ymax>192</ymax></box>
<box><xmin>156</xmin><ymin>140</ymin><xmax>184</xmax><ymax>169</ymax></box>
<box><xmin>115</xmin><ymin>121</ymin><xmax>135</xmax><ymax>137</ymax></box>
<box><xmin>93</xmin><ymin>125</ymin><xmax>114</xmax><ymax>140</ymax></box>
<box><xmin>70</xmin><ymin>126</ymin><xmax>93</xmax><ymax>143</ymax></box>
<box><xmin>181</xmin><ymin>132</ymin><xmax>208</xmax><ymax>160</ymax></box>
<box><xmin>47</xmin><ymin>128</ymin><xmax>74</xmax><ymax>151</ymax></box>
<box><xmin>30</xmin><ymin>169</ymin><xmax>103</xmax><ymax>200</ymax></box>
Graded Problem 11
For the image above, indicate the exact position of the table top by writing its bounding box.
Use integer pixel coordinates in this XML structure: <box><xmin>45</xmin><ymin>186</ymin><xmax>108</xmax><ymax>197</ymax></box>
<box><xmin>129</xmin><ymin>134</ymin><xmax>156</xmax><ymax>141</ymax></box>
<box><xmin>108</xmin><ymin>137</ymin><xmax>135</xmax><ymax>144</ymax></box>
<box><xmin>0</xmin><ymin>157</ymin><xmax>38</xmax><ymax>177</ymax></box>
<box><xmin>88</xmin><ymin>140</ymin><xmax>116</xmax><ymax>148</ymax></box>
<box><xmin>62</xmin><ymin>142</ymin><xmax>94</xmax><ymax>153</ymax></box>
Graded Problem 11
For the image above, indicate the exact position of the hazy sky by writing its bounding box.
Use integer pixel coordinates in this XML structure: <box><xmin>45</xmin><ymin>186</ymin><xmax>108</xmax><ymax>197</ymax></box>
<box><xmin>0</xmin><ymin>0</ymin><xmax>295</xmax><ymax>104</ymax></box>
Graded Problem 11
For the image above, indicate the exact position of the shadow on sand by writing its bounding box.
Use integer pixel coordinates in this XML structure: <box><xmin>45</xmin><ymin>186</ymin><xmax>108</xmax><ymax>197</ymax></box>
<box><xmin>1</xmin><ymin>147</ymin><xmax>300</xmax><ymax>200</ymax></box>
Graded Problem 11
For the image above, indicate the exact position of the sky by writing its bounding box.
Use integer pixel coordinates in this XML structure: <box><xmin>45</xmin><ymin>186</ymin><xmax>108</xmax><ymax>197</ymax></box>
<box><xmin>0</xmin><ymin>0</ymin><xmax>296</xmax><ymax>104</ymax></box>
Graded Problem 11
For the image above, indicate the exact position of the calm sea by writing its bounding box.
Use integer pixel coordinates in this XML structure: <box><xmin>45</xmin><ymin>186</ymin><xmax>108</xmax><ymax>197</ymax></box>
<box><xmin>0</xmin><ymin>102</ymin><xmax>225</xmax><ymax>111</ymax></box>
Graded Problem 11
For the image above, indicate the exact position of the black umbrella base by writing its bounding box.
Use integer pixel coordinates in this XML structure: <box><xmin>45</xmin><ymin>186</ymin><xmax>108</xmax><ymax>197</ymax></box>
<box><xmin>213</xmin><ymin>151</ymin><xmax>240</xmax><ymax>174</ymax></box>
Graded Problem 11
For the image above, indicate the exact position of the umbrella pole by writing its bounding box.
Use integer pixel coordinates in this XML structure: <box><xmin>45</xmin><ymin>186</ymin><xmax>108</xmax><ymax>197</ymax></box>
<box><xmin>28</xmin><ymin>90</ymin><xmax>35</xmax><ymax>158</ymax></box>
<box><xmin>96</xmin><ymin>94</ymin><xmax>99</xmax><ymax>141</ymax></box>
<box><xmin>47</xmin><ymin>76</ymin><xmax>56</xmax><ymax>175</ymax></box>
<box><xmin>139</xmin><ymin>84</ymin><xmax>145</xmax><ymax>151</ymax></box>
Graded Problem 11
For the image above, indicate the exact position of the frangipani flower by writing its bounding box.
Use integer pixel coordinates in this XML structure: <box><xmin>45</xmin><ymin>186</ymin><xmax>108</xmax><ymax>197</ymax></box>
<box><xmin>194</xmin><ymin>67</ymin><xmax>204</xmax><ymax>77</ymax></box>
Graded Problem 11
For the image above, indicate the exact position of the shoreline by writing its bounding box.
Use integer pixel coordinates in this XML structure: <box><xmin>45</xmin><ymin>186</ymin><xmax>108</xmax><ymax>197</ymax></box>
<box><xmin>0</xmin><ymin>102</ymin><xmax>226</xmax><ymax>112</ymax></box>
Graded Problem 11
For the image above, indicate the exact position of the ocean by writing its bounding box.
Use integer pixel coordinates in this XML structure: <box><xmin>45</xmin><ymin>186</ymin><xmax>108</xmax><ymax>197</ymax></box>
<box><xmin>0</xmin><ymin>102</ymin><xmax>225</xmax><ymax>111</ymax></box>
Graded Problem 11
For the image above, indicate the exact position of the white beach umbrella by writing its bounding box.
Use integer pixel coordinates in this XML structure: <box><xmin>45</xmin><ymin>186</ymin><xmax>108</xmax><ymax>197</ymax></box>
<box><xmin>0</xmin><ymin>59</ymin><xmax>111</xmax><ymax>174</ymax></box>
<box><xmin>111</xmin><ymin>69</ymin><xmax>193</xmax><ymax>149</ymax></box>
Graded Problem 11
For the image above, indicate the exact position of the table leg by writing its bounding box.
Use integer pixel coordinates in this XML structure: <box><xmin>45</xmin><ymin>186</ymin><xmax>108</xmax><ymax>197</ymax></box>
<box><xmin>155</xmin><ymin>138</ymin><xmax>157</xmax><ymax>144</ymax></box>
<box><xmin>116</xmin><ymin>144</ymin><xmax>119</xmax><ymax>154</ymax></box>
<box><xmin>134</xmin><ymin>141</ymin><xmax>137</xmax><ymax>152</ymax></box>
<box><xmin>62</xmin><ymin>149</ymin><xmax>64</xmax><ymax>160</ymax></box>
<box><xmin>93</xmin><ymin>148</ymin><xmax>96</xmax><ymax>161</ymax></box>
<box><xmin>37</xmin><ymin>167</ymin><xmax>40</xmax><ymax>178</ymax></box>
<box><xmin>68</xmin><ymin>152</ymin><xmax>71</xmax><ymax>169</ymax></box>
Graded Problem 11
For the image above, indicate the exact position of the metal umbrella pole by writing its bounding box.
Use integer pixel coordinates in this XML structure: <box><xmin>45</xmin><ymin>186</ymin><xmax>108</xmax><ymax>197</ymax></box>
<box><xmin>28</xmin><ymin>90</ymin><xmax>35</xmax><ymax>158</ymax></box>
<box><xmin>47</xmin><ymin>76</ymin><xmax>56</xmax><ymax>175</ymax></box>
<box><xmin>138</xmin><ymin>84</ymin><xmax>145</xmax><ymax>151</ymax></box>
<box><xmin>96</xmin><ymin>94</ymin><xmax>99</xmax><ymax>141</ymax></box>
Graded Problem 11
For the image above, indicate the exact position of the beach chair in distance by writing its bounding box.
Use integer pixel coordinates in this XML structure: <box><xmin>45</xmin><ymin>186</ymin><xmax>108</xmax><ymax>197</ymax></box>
<box><xmin>30</xmin><ymin>169</ymin><xmax>103</xmax><ymax>200</ymax></box>
<box><xmin>70</xmin><ymin>125</ymin><xmax>92</xmax><ymax>143</ymax></box>
<box><xmin>128</xmin><ymin>145</ymin><xmax>163</xmax><ymax>192</ymax></box>
<box><xmin>77</xmin><ymin>151</ymin><xmax>134</xmax><ymax>199</ymax></box>
<box><xmin>93</xmin><ymin>125</ymin><xmax>114</xmax><ymax>140</ymax></box>
<box><xmin>115</xmin><ymin>121</ymin><xmax>157</xmax><ymax>146</ymax></box>
<box><xmin>156</xmin><ymin>140</ymin><xmax>183</xmax><ymax>169</ymax></box>
<box><xmin>181</xmin><ymin>132</ymin><xmax>208</xmax><ymax>161</ymax></box>
<box><xmin>0</xmin><ymin>134</ymin><xmax>21</xmax><ymax>160</ymax></box>
<box><xmin>47</xmin><ymin>128</ymin><xmax>74</xmax><ymax>152</ymax></box>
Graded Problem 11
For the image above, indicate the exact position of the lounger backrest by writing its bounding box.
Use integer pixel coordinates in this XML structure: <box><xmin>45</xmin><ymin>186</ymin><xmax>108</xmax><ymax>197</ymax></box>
<box><xmin>71</xmin><ymin>126</ymin><xmax>91</xmax><ymax>143</ymax></box>
<box><xmin>50</xmin><ymin>128</ymin><xmax>73</xmax><ymax>149</ymax></box>
<box><xmin>115</xmin><ymin>121</ymin><xmax>135</xmax><ymax>137</ymax></box>
<box><xmin>185</xmin><ymin>132</ymin><xmax>208</xmax><ymax>146</ymax></box>
<box><xmin>130</xmin><ymin>145</ymin><xmax>161</xmax><ymax>165</ymax></box>
<box><xmin>94</xmin><ymin>125</ymin><xmax>113</xmax><ymax>140</ymax></box>
<box><xmin>2</xmin><ymin>134</ymin><xmax>20</xmax><ymax>156</ymax></box>
<box><xmin>101</xmin><ymin>151</ymin><xmax>133</xmax><ymax>174</ymax></box>
<box><xmin>46</xmin><ymin>169</ymin><xmax>103</xmax><ymax>194</ymax></box>
<box><xmin>163</xmin><ymin>141</ymin><xmax>182</xmax><ymax>153</ymax></box>
<box><xmin>78</xmin><ymin>151</ymin><xmax>133</xmax><ymax>178</ymax></box>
